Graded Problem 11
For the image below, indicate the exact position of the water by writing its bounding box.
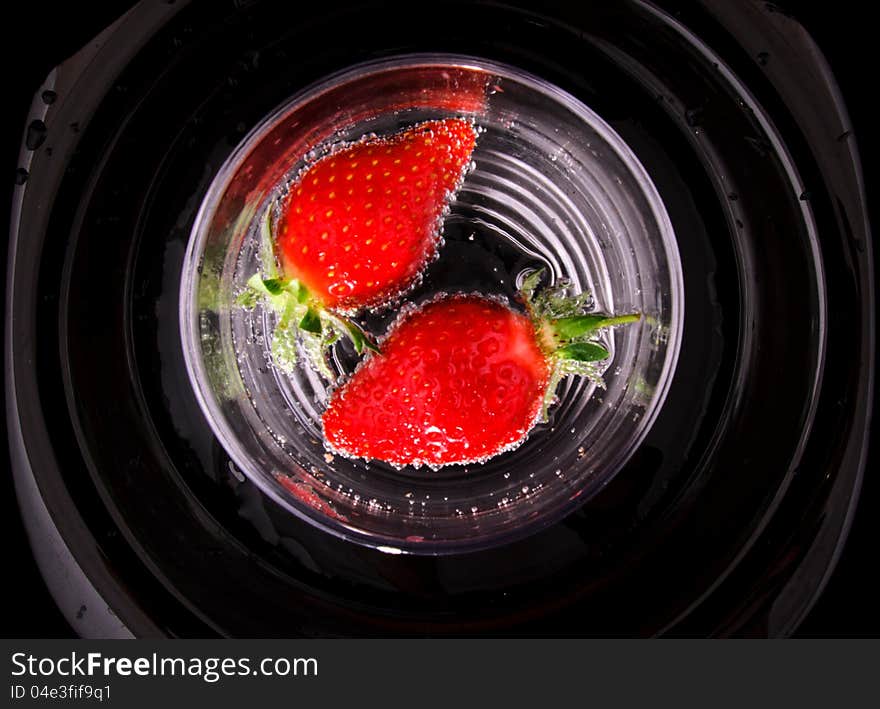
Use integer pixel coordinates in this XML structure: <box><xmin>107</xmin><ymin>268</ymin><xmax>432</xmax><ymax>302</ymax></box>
<box><xmin>234</xmin><ymin>124</ymin><xmax>612</xmax><ymax>480</ymax></box>
<box><xmin>235</xmin><ymin>123</ymin><xmax>654</xmax><ymax>497</ymax></box>
<box><xmin>185</xmin><ymin>57</ymin><xmax>681</xmax><ymax>549</ymax></box>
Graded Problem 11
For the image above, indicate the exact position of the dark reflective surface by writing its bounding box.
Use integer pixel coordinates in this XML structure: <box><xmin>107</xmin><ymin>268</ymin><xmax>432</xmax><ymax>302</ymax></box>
<box><xmin>8</xmin><ymin>0</ymin><xmax>872</xmax><ymax>636</ymax></box>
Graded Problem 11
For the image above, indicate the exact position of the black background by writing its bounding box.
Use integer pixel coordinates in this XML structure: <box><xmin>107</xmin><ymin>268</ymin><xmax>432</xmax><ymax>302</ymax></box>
<box><xmin>1</xmin><ymin>0</ymin><xmax>876</xmax><ymax>638</ymax></box>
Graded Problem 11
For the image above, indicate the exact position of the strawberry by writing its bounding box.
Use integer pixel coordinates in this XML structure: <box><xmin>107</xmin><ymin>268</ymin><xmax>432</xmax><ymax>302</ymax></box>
<box><xmin>280</xmin><ymin>118</ymin><xmax>477</xmax><ymax>310</ymax></box>
<box><xmin>322</xmin><ymin>271</ymin><xmax>640</xmax><ymax>468</ymax></box>
<box><xmin>238</xmin><ymin>119</ymin><xmax>477</xmax><ymax>378</ymax></box>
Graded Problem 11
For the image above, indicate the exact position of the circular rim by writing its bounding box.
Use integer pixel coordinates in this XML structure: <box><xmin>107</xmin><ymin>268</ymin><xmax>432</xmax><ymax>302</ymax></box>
<box><xmin>179</xmin><ymin>52</ymin><xmax>684</xmax><ymax>554</ymax></box>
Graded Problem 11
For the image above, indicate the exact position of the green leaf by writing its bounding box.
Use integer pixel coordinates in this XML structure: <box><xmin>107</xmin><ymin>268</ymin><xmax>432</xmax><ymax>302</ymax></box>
<box><xmin>556</xmin><ymin>341</ymin><xmax>610</xmax><ymax>362</ymax></box>
<box><xmin>262</xmin><ymin>277</ymin><xmax>288</xmax><ymax>295</ymax></box>
<box><xmin>552</xmin><ymin>314</ymin><xmax>611</xmax><ymax>340</ymax></box>
<box><xmin>239</xmin><ymin>273</ymin><xmax>310</xmax><ymax>315</ymax></box>
<box><xmin>245</xmin><ymin>272</ymin><xmax>271</xmax><ymax>295</ymax></box>
<box><xmin>299</xmin><ymin>307</ymin><xmax>322</xmax><ymax>334</ymax></box>
<box><xmin>342</xmin><ymin>318</ymin><xmax>380</xmax><ymax>354</ymax></box>
<box><xmin>519</xmin><ymin>267</ymin><xmax>545</xmax><ymax>304</ymax></box>
<box><xmin>552</xmin><ymin>313</ymin><xmax>640</xmax><ymax>340</ymax></box>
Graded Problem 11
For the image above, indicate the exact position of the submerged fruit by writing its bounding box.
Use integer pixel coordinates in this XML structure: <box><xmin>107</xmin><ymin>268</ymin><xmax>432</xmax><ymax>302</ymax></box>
<box><xmin>279</xmin><ymin>118</ymin><xmax>478</xmax><ymax>311</ymax></box>
<box><xmin>323</xmin><ymin>273</ymin><xmax>640</xmax><ymax>468</ymax></box>
<box><xmin>324</xmin><ymin>296</ymin><xmax>549</xmax><ymax>467</ymax></box>
<box><xmin>238</xmin><ymin>118</ymin><xmax>478</xmax><ymax>377</ymax></box>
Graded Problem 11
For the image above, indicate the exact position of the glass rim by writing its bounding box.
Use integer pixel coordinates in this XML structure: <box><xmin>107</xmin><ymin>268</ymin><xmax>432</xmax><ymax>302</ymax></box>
<box><xmin>179</xmin><ymin>52</ymin><xmax>684</xmax><ymax>555</ymax></box>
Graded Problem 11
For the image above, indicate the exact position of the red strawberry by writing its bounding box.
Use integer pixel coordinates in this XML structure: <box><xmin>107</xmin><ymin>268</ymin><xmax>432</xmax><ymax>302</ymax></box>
<box><xmin>322</xmin><ymin>272</ymin><xmax>640</xmax><ymax>468</ymax></box>
<box><xmin>239</xmin><ymin>118</ymin><xmax>477</xmax><ymax>377</ymax></box>
<box><xmin>279</xmin><ymin>118</ymin><xmax>476</xmax><ymax>310</ymax></box>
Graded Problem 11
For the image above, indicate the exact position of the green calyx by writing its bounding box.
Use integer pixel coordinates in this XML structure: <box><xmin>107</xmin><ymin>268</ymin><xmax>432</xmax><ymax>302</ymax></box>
<box><xmin>236</xmin><ymin>275</ymin><xmax>378</xmax><ymax>382</ymax></box>
<box><xmin>235</xmin><ymin>206</ymin><xmax>379</xmax><ymax>381</ymax></box>
<box><xmin>520</xmin><ymin>267</ymin><xmax>641</xmax><ymax>421</ymax></box>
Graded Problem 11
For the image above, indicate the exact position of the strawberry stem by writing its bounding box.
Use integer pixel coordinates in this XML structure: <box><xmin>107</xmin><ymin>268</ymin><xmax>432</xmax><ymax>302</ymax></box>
<box><xmin>519</xmin><ymin>267</ymin><xmax>641</xmax><ymax>421</ymax></box>
<box><xmin>236</xmin><ymin>274</ymin><xmax>379</xmax><ymax>380</ymax></box>
<box><xmin>236</xmin><ymin>206</ymin><xmax>380</xmax><ymax>379</ymax></box>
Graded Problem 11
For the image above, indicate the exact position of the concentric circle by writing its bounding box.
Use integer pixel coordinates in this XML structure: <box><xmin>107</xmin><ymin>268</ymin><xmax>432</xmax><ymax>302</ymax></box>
<box><xmin>180</xmin><ymin>54</ymin><xmax>683</xmax><ymax>553</ymax></box>
<box><xmin>9</xmin><ymin>0</ymin><xmax>869</xmax><ymax>637</ymax></box>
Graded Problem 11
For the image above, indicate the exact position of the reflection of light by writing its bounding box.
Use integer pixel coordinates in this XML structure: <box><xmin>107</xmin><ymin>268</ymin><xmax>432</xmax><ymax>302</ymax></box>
<box><xmin>376</xmin><ymin>545</ymin><xmax>404</xmax><ymax>555</ymax></box>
